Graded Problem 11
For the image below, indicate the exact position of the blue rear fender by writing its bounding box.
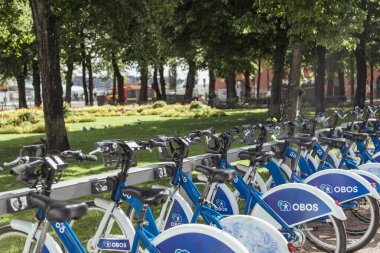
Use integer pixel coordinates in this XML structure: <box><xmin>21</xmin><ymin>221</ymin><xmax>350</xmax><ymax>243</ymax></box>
<box><xmin>251</xmin><ymin>183</ymin><xmax>345</xmax><ymax>228</ymax></box>
<box><xmin>303</xmin><ymin>169</ymin><xmax>379</xmax><ymax>203</ymax></box>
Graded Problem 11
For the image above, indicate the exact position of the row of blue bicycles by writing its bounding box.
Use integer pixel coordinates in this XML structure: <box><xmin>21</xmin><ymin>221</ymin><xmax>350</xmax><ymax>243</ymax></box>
<box><xmin>1</xmin><ymin>105</ymin><xmax>380</xmax><ymax>252</ymax></box>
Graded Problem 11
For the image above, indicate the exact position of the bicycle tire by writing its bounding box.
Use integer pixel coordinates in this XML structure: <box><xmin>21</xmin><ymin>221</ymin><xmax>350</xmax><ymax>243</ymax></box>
<box><xmin>0</xmin><ymin>225</ymin><xmax>37</xmax><ymax>253</ymax></box>
<box><xmin>304</xmin><ymin>215</ymin><xmax>346</xmax><ymax>253</ymax></box>
<box><xmin>344</xmin><ymin>196</ymin><xmax>379</xmax><ymax>253</ymax></box>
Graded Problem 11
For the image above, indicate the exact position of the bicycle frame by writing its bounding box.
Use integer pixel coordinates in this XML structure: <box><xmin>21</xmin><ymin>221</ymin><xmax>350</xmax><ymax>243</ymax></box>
<box><xmin>216</xmin><ymin>159</ymin><xmax>298</xmax><ymax>239</ymax></box>
<box><xmin>171</xmin><ymin>167</ymin><xmax>224</xmax><ymax>228</ymax></box>
<box><xmin>21</xmin><ymin>208</ymin><xmax>86</xmax><ymax>253</ymax></box>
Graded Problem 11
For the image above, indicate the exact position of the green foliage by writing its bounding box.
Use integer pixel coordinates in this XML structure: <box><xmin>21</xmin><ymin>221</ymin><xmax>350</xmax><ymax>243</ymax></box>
<box><xmin>0</xmin><ymin>0</ymin><xmax>35</xmax><ymax>80</ymax></box>
<box><xmin>0</xmin><ymin>104</ymin><xmax>226</xmax><ymax>134</ymax></box>
<box><xmin>152</xmin><ymin>100</ymin><xmax>167</xmax><ymax>109</ymax></box>
<box><xmin>63</xmin><ymin>102</ymin><xmax>73</xmax><ymax>117</ymax></box>
<box><xmin>189</xmin><ymin>100</ymin><xmax>203</xmax><ymax>110</ymax></box>
<box><xmin>0</xmin><ymin>108</ymin><xmax>95</xmax><ymax>134</ymax></box>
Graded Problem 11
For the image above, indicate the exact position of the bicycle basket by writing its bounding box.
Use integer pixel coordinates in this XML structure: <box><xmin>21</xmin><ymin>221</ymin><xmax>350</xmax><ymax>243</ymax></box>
<box><xmin>205</xmin><ymin>134</ymin><xmax>221</xmax><ymax>153</ymax></box>
<box><xmin>270</xmin><ymin>126</ymin><xmax>288</xmax><ymax>140</ymax></box>
<box><xmin>21</xmin><ymin>144</ymin><xmax>46</xmax><ymax>160</ymax></box>
<box><xmin>101</xmin><ymin>149</ymin><xmax>138</xmax><ymax>169</ymax></box>
<box><xmin>155</xmin><ymin>144</ymin><xmax>173</xmax><ymax>162</ymax></box>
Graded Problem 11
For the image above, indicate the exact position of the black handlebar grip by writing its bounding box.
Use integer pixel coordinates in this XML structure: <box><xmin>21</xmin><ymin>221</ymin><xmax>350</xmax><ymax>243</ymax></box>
<box><xmin>10</xmin><ymin>163</ymin><xmax>31</xmax><ymax>176</ymax></box>
<box><xmin>83</xmin><ymin>155</ymin><xmax>98</xmax><ymax>161</ymax></box>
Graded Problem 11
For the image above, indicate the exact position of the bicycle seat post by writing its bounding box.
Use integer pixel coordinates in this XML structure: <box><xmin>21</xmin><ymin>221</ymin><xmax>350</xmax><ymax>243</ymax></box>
<box><xmin>199</xmin><ymin>180</ymin><xmax>212</xmax><ymax>204</ymax></box>
<box><xmin>35</xmin><ymin>219</ymin><xmax>50</xmax><ymax>252</ymax></box>
<box><xmin>137</xmin><ymin>204</ymin><xmax>149</xmax><ymax>227</ymax></box>
<box><xmin>248</xmin><ymin>161</ymin><xmax>260</xmax><ymax>185</ymax></box>
<box><xmin>291</xmin><ymin>147</ymin><xmax>303</xmax><ymax>173</ymax></box>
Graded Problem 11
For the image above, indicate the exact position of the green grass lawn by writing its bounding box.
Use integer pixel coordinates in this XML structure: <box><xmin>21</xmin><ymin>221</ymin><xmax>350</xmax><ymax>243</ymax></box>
<box><xmin>0</xmin><ymin>109</ymin><xmax>267</xmax><ymax>191</ymax></box>
<box><xmin>0</xmin><ymin>109</ymin><xmax>268</xmax><ymax>227</ymax></box>
<box><xmin>0</xmin><ymin>106</ymin><xmax>355</xmax><ymax>249</ymax></box>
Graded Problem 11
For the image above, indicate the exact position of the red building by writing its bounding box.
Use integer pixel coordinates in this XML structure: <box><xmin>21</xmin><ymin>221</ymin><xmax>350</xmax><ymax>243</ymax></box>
<box><xmin>214</xmin><ymin>62</ymin><xmax>380</xmax><ymax>100</ymax></box>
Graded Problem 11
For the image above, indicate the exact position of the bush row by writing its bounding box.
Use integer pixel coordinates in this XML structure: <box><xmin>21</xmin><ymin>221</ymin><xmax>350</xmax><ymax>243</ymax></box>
<box><xmin>0</xmin><ymin>101</ymin><xmax>226</xmax><ymax>134</ymax></box>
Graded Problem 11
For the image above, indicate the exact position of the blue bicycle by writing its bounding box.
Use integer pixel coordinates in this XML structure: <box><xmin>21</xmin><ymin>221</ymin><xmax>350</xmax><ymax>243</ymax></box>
<box><xmin>244</xmin><ymin>120</ymin><xmax>380</xmax><ymax>253</ymax></box>
<box><xmin>0</xmin><ymin>148</ymin><xmax>249</xmax><ymax>253</ymax></box>
<box><xmin>187</xmin><ymin>128</ymin><xmax>348</xmax><ymax>252</ymax></box>
<box><xmin>81</xmin><ymin>134</ymin><xmax>290</xmax><ymax>253</ymax></box>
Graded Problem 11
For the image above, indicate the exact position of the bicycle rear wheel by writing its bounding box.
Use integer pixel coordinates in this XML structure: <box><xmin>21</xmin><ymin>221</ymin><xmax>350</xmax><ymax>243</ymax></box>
<box><xmin>344</xmin><ymin>196</ymin><xmax>379</xmax><ymax>253</ymax></box>
<box><xmin>0</xmin><ymin>225</ymin><xmax>37</xmax><ymax>253</ymax></box>
<box><xmin>303</xmin><ymin>215</ymin><xmax>346</xmax><ymax>253</ymax></box>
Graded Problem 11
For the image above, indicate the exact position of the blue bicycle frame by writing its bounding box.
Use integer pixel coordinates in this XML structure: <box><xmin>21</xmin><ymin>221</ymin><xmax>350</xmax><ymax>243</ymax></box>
<box><xmin>35</xmin><ymin>208</ymin><xmax>86</xmax><ymax>253</ymax></box>
<box><xmin>33</xmin><ymin>175</ymin><xmax>166</xmax><ymax>253</ymax></box>
<box><xmin>216</xmin><ymin>158</ymin><xmax>298</xmax><ymax>239</ymax></box>
<box><xmin>171</xmin><ymin>167</ymin><xmax>225</xmax><ymax>229</ymax></box>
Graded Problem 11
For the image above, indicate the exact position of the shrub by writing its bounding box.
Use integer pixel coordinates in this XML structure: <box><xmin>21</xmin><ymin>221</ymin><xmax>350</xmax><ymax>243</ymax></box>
<box><xmin>189</xmin><ymin>101</ymin><xmax>203</xmax><ymax>110</ymax></box>
<box><xmin>152</xmin><ymin>100</ymin><xmax>167</xmax><ymax>109</ymax></box>
<box><xmin>0</xmin><ymin>103</ymin><xmax>226</xmax><ymax>134</ymax></box>
<box><xmin>63</xmin><ymin>102</ymin><xmax>73</xmax><ymax>117</ymax></box>
<box><xmin>65</xmin><ymin>116</ymin><xmax>96</xmax><ymax>123</ymax></box>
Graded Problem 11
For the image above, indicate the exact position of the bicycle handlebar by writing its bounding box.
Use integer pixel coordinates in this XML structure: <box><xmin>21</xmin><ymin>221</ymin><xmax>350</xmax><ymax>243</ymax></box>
<box><xmin>4</xmin><ymin>157</ymin><xmax>24</xmax><ymax>167</ymax></box>
<box><xmin>61</xmin><ymin>150</ymin><xmax>98</xmax><ymax>162</ymax></box>
<box><xmin>10</xmin><ymin>163</ymin><xmax>32</xmax><ymax>176</ymax></box>
<box><xmin>9</xmin><ymin>159</ymin><xmax>43</xmax><ymax>176</ymax></box>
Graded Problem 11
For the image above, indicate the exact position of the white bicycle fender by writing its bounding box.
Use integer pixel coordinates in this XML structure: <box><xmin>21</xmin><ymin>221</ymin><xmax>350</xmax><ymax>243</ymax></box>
<box><xmin>275</xmin><ymin>159</ymin><xmax>292</xmax><ymax>179</ymax></box>
<box><xmin>161</xmin><ymin>192</ymin><xmax>194</xmax><ymax>230</ymax></box>
<box><xmin>220</xmin><ymin>215</ymin><xmax>289</xmax><ymax>252</ymax></box>
<box><xmin>145</xmin><ymin>224</ymin><xmax>249</xmax><ymax>253</ymax></box>
<box><xmin>10</xmin><ymin>219</ymin><xmax>62</xmax><ymax>253</ymax></box>
<box><xmin>197</xmin><ymin>174</ymin><xmax>207</xmax><ymax>182</ymax></box>
<box><xmin>358</xmin><ymin>162</ymin><xmax>380</xmax><ymax>179</ymax></box>
<box><xmin>349</xmin><ymin>146</ymin><xmax>357</xmax><ymax>159</ymax></box>
<box><xmin>327</xmin><ymin>150</ymin><xmax>340</xmax><ymax>168</ymax></box>
<box><xmin>93</xmin><ymin>198</ymin><xmax>136</xmax><ymax>240</ymax></box>
<box><xmin>356</xmin><ymin>164</ymin><xmax>380</xmax><ymax>196</ymax></box>
<box><xmin>251</xmin><ymin>183</ymin><xmax>345</xmax><ymax>229</ymax></box>
<box><xmin>304</xmin><ymin>169</ymin><xmax>379</xmax><ymax>202</ymax></box>
<box><xmin>372</xmin><ymin>151</ymin><xmax>380</xmax><ymax>162</ymax></box>
<box><xmin>209</xmin><ymin>183</ymin><xmax>240</xmax><ymax>215</ymax></box>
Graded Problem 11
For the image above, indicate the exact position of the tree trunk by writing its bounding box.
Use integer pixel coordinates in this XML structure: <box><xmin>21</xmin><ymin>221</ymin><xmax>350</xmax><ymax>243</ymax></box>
<box><xmin>338</xmin><ymin>69</ymin><xmax>346</xmax><ymax>102</ymax></box>
<box><xmin>327</xmin><ymin>72</ymin><xmax>334</xmax><ymax>100</ymax></box>
<box><xmin>269</xmin><ymin>25</ymin><xmax>288</xmax><ymax>118</ymax></box>
<box><xmin>283</xmin><ymin>39</ymin><xmax>303</xmax><ymax>121</ymax></box>
<box><xmin>152</xmin><ymin>67</ymin><xmax>162</xmax><ymax>100</ymax></box>
<box><xmin>159</xmin><ymin>65</ymin><xmax>166</xmax><ymax>101</ymax></box>
<box><xmin>112</xmin><ymin>72</ymin><xmax>116</xmax><ymax>104</ymax></box>
<box><xmin>139</xmin><ymin>62</ymin><xmax>148</xmax><ymax>104</ymax></box>
<box><xmin>256</xmin><ymin>60</ymin><xmax>261</xmax><ymax>98</ymax></box>
<box><xmin>208</xmin><ymin>67</ymin><xmax>216</xmax><ymax>106</ymax></box>
<box><xmin>169</xmin><ymin>62</ymin><xmax>177</xmax><ymax>90</ymax></box>
<box><xmin>16</xmin><ymin>62</ymin><xmax>28</xmax><ymax>108</ymax></box>
<box><xmin>86</xmin><ymin>54</ymin><xmax>94</xmax><ymax>106</ymax></box>
<box><xmin>226</xmin><ymin>70</ymin><xmax>237</xmax><ymax>107</ymax></box>
<box><xmin>244</xmin><ymin>69</ymin><xmax>251</xmax><ymax>101</ymax></box>
<box><xmin>32</xmin><ymin>59</ymin><xmax>42</xmax><ymax>107</ymax></box>
<box><xmin>184</xmin><ymin>59</ymin><xmax>196</xmax><ymax>102</ymax></box>
<box><xmin>355</xmin><ymin>36</ymin><xmax>367</xmax><ymax>107</ymax></box>
<box><xmin>314</xmin><ymin>46</ymin><xmax>326</xmax><ymax>113</ymax></box>
<box><xmin>370</xmin><ymin>63</ymin><xmax>374</xmax><ymax>105</ymax></box>
<box><xmin>64</xmin><ymin>58</ymin><xmax>73</xmax><ymax>105</ymax></box>
<box><xmin>349</xmin><ymin>54</ymin><xmax>355</xmax><ymax>103</ymax></box>
<box><xmin>111</xmin><ymin>56</ymin><xmax>125</xmax><ymax>105</ymax></box>
<box><xmin>29</xmin><ymin>0</ymin><xmax>70</xmax><ymax>151</ymax></box>
<box><xmin>80</xmin><ymin>41</ymin><xmax>88</xmax><ymax>106</ymax></box>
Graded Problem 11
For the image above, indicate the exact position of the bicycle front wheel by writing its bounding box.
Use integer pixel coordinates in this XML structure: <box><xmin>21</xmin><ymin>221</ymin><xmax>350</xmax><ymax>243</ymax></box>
<box><xmin>303</xmin><ymin>215</ymin><xmax>346</xmax><ymax>253</ymax></box>
<box><xmin>0</xmin><ymin>225</ymin><xmax>37</xmax><ymax>253</ymax></box>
